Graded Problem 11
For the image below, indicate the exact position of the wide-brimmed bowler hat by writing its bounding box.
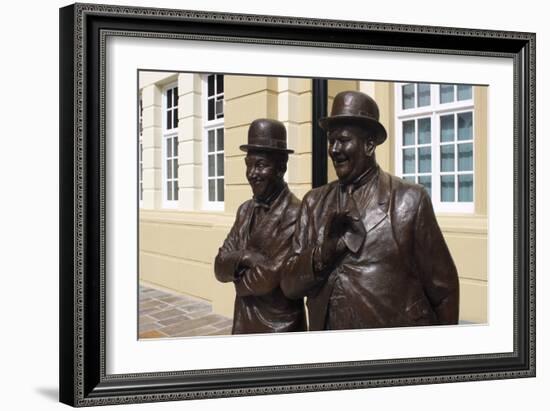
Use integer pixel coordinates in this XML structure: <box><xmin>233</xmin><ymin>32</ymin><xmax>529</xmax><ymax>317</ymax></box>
<box><xmin>319</xmin><ymin>90</ymin><xmax>387</xmax><ymax>145</ymax></box>
<box><xmin>239</xmin><ymin>118</ymin><xmax>294</xmax><ymax>153</ymax></box>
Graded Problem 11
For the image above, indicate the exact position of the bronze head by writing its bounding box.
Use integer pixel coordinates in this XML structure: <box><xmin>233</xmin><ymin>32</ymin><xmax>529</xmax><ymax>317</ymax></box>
<box><xmin>240</xmin><ymin>119</ymin><xmax>292</xmax><ymax>201</ymax></box>
<box><xmin>320</xmin><ymin>91</ymin><xmax>387</xmax><ymax>185</ymax></box>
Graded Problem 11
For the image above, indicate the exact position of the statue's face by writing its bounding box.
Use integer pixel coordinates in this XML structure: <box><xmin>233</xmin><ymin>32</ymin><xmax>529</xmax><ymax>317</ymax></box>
<box><xmin>328</xmin><ymin>125</ymin><xmax>375</xmax><ymax>185</ymax></box>
<box><xmin>245</xmin><ymin>151</ymin><xmax>284</xmax><ymax>201</ymax></box>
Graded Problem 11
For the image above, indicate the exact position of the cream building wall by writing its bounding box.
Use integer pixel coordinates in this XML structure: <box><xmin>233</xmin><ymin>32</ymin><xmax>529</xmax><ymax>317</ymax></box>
<box><xmin>138</xmin><ymin>73</ymin><xmax>487</xmax><ymax>323</ymax></box>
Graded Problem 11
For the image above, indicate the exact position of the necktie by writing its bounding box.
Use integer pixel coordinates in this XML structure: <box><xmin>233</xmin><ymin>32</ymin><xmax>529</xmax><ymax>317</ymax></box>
<box><xmin>340</xmin><ymin>185</ymin><xmax>366</xmax><ymax>253</ymax></box>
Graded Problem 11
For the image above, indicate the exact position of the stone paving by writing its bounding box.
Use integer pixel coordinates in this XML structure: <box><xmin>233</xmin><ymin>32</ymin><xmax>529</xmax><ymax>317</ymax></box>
<box><xmin>139</xmin><ymin>283</ymin><xmax>233</xmax><ymax>339</ymax></box>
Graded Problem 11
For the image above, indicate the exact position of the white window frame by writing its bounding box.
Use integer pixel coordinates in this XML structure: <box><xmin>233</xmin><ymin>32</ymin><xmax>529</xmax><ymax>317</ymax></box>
<box><xmin>201</xmin><ymin>74</ymin><xmax>225</xmax><ymax>212</ymax></box>
<box><xmin>162</xmin><ymin>83</ymin><xmax>179</xmax><ymax>208</ymax></box>
<box><xmin>395</xmin><ymin>83</ymin><xmax>475</xmax><ymax>214</ymax></box>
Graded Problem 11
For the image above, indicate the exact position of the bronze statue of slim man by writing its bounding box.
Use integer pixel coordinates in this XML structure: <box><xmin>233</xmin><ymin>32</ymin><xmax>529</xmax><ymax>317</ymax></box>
<box><xmin>215</xmin><ymin>119</ymin><xmax>306</xmax><ymax>334</ymax></box>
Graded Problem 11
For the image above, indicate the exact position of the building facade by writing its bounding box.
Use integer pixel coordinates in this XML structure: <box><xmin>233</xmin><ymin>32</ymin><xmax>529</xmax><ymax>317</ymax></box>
<box><xmin>139</xmin><ymin>72</ymin><xmax>487</xmax><ymax>323</ymax></box>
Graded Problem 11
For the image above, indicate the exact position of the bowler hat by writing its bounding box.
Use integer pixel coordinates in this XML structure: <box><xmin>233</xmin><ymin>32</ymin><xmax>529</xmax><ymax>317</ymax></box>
<box><xmin>239</xmin><ymin>118</ymin><xmax>294</xmax><ymax>153</ymax></box>
<box><xmin>319</xmin><ymin>91</ymin><xmax>387</xmax><ymax>145</ymax></box>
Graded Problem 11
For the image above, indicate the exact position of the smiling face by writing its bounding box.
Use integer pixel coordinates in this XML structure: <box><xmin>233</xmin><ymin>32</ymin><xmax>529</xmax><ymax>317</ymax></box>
<box><xmin>328</xmin><ymin>125</ymin><xmax>376</xmax><ymax>185</ymax></box>
<box><xmin>245</xmin><ymin>150</ymin><xmax>286</xmax><ymax>201</ymax></box>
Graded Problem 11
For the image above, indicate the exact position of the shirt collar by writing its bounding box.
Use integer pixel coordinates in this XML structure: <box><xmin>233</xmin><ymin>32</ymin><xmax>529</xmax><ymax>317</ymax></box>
<box><xmin>253</xmin><ymin>183</ymin><xmax>287</xmax><ymax>210</ymax></box>
<box><xmin>339</xmin><ymin>164</ymin><xmax>379</xmax><ymax>194</ymax></box>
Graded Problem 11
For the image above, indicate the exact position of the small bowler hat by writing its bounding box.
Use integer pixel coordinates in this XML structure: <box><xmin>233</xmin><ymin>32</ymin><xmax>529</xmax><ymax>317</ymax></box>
<box><xmin>240</xmin><ymin>118</ymin><xmax>294</xmax><ymax>153</ymax></box>
<box><xmin>319</xmin><ymin>91</ymin><xmax>387</xmax><ymax>145</ymax></box>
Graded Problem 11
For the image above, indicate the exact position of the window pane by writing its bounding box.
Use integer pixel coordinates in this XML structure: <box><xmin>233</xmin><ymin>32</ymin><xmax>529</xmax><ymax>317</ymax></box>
<box><xmin>167</xmin><ymin>181</ymin><xmax>172</xmax><ymax>201</ymax></box>
<box><xmin>208</xmin><ymin>180</ymin><xmax>215</xmax><ymax>201</ymax></box>
<box><xmin>417</xmin><ymin>83</ymin><xmax>431</xmax><ymax>107</ymax></box>
<box><xmin>216</xmin><ymin>98</ymin><xmax>224</xmax><ymax>119</ymax></box>
<box><xmin>217</xmin><ymin>178</ymin><xmax>224</xmax><ymax>202</ymax></box>
<box><xmin>403</xmin><ymin>176</ymin><xmax>416</xmax><ymax>183</ymax></box>
<box><xmin>457</xmin><ymin>85</ymin><xmax>472</xmax><ymax>101</ymax></box>
<box><xmin>217</xmin><ymin>75</ymin><xmax>224</xmax><ymax>94</ymax></box>
<box><xmin>440</xmin><ymin>144</ymin><xmax>455</xmax><ymax>172</ymax></box>
<box><xmin>403</xmin><ymin>148</ymin><xmax>415</xmax><ymax>174</ymax></box>
<box><xmin>167</xmin><ymin>138</ymin><xmax>172</xmax><ymax>156</ymax></box>
<box><xmin>208</xmin><ymin>154</ymin><xmax>215</xmax><ymax>177</ymax></box>
<box><xmin>173</xmin><ymin>160</ymin><xmax>178</xmax><ymax>178</ymax></box>
<box><xmin>173</xmin><ymin>184</ymin><xmax>178</xmax><ymax>201</ymax></box>
<box><xmin>418</xmin><ymin>118</ymin><xmax>431</xmax><ymax>144</ymax></box>
<box><xmin>441</xmin><ymin>175</ymin><xmax>455</xmax><ymax>202</ymax></box>
<box><xmin>167</xmin><ymin>159</ymin><xmax>172</xmax><ymax>179</ymax></box>
<box><xmin>418</xmin><ymin>147</ymin><xmax>431</xmax><ymax>173</ymax></box>
<box><xmin>208</xmin><ymin>98</ymin><xmax>214</xmax><ymax>121</ymax></box>
<box><xmin>173</xmin><ymin>87</ymin><xmax>178</xmax><ymax>107</ymax></box>
<box><xmin>440</xmin><ymin>114</ymin><xmax>455</xmax><ymax>142</ymax></box>
<box><xmin>173</xmin><ymin>138</ymin><xmax>178</xmax><ymax>157</ymax></box>
<box><xmin>418</xmin><ymin>176</ymin><xmax>432</xmax><ymax>197</ymax></box>
<box><xmin>217</xmin><ymin>128</ymin><xmax>224</xmax><ymax>150</ymax></box>
<box><xmin>208</xmin><ymin>75</ymin><xmax>214</xmax><ymax>97</ymax></box>
<box><xmin>167</xmin><ymin>89</ymin><xmax>172</xmax><ymax>109</ymax></box>
<box><xmin>217</xmin><ymin>153</ymin><xmax>224</xmax><ymax>176</ymax></box>
<box><xmin>208</xmin><ymin>130</ymin><xmax>215</xmax><ymax>152</ymax></box>
<box><xmin>458</xmin><ymin>112</ymin><xmax>473</xmax><ymax>140</ymax></box>
<box><xmin>403</xmin><ymin>120</ymin><xmax>415</xmax><ymax>146</ymax></box>
<box><xmin>167</xmin><ymin>110</ymin><xmax>172</xmax><ymax>130</ymax></box>
<box><xmin>458</xmin><ymin>174</ymin><xmax>473</xmax><ymax>202</ymax></box>
<box><xmin>402</xmin><ymin>84</ymin><xmax>415</xmax><ymax>109</ymax></box>
<box><xmin>458</xmin><ymin>143</ymin><xmax>473</xmax><ymax>171</ymax></box>
<box><xmin>173</xmin><ymin>109</ymin><xmax>178</xmax><ymax>129</ymax></box>
<box><xmin>440</xmin><ymin>84</ymin><xmax>454</xmax><ymax>103</ymax></box>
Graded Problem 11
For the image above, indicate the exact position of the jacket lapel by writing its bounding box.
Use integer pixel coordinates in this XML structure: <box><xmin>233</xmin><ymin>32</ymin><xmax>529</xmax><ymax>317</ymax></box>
<box><xmin>363</xmin><ymin>170</ymin><xmax>391</xmax><ymax>233</ymax></box>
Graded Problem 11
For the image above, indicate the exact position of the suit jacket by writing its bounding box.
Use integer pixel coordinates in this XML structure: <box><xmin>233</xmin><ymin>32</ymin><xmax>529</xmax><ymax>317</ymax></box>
<box><xmin>281</xmin><ymin>168</ymin><xmax>459</xmax><ymax>331</ymax></box>
<box><xmin>215</xmin><ymin>185</ymin><xmax>306</xmax><ymax>334</ymax></box>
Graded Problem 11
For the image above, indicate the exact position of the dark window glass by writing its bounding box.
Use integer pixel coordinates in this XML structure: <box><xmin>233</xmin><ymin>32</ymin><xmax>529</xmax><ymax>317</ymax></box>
<box><xmin>208</xmin><ymin>75</ymin><xmax>215</xmax><ymax>96</ymax></box>
<box><xmin>402</xmin><ymin>84</ymin><xmax>415</xmax><ymax>109</ymax></box>
<box><xmin>217</xmin><ymin>178</ymin><xmax>224</xmax><ymax>202</ymax></box>
<box><xmin>216</xmin><ymin>98</ymin><xmax>224</xmax><ymax>118</ymax></box>
<box><xmin>457</xmin><ymin>112</ymin><xmax>473</xmax><ymax>140</ymax></box>
<box><xmin>208</xmin><ymin>99</ymin><xmax>215</xmax><ymax>121</ymax></box>
<box><xmin>403</xmin><ymin>121</ymin><xmax>415</xmax><ymax>146</ymax></box>
<box><xmin>441</xmin><ymin>175</ymin><xmax>455</xmax><ymax>201</ymax></box>
<box><xmin>418</xmin><ymin>176</ymin><xmax>432</xmax><ymax>197</ymax></box>
<box><xmin>208</xmin><ymin>155</ymin><xmax>215</xmax><ymax>177</ymax></box>
<box><xmin>217</xmin><ymin>153</ymin><xmax>224</xmax><ymax>176</ymax></box>
<box><xmin>417</xmin><ymin>83</ymin><xmax>431</xmax><ymax>107</ymax></box>
<box><xmin>457</xmin><ymin>85</ymin><xmax>472</xmax><ymax>101</ymax></box>
<box><xmin>440</xmin><ymin>144</ymin><xmax>455</xmax><ymax>172</ymax></box>
<box><xmin>208</xmin><ymin>130</ymin><xmax>215</xmax><ymax>152</ymax></box>
<box><xmin>167</xmin><ymin>159</ymin><xmax>172</xmax><ymax>179</ymax></box>
<box><xmin>458</xmin><ymin>174</ymin><xmax>473</xmax><ymax>202</ymax></box>
<box><xmin>418</xmin><ymin>118</ymin><xmax>431</xmax><ymax>145</ymax></box>
<box><xmin>217</xmin><ymin>128</ymin><xmax>224</xmax><ymax>150</ymax></box>
<box><xmin>440</xmin><ymin>84</ymin><xmax>454</xmax><ymax>103</ymax></box>
<box><xmin>167</xmin><ymin>89</ymin><xmax>172</xmax><ymax>109</ymax></box>
<box><xmin>208</xmin><ymin>180</ymin><xmax>215</xmax><ymax>201</ymax></box>
<box><xmin>440</xmin><ymin>114</ymin><xmax>455</xmax><ymax>142</ymax></box>
<box><xmin>217</xmin><ymin>75</ymin><xmax>224</xmax><ymax>94</ymax></box>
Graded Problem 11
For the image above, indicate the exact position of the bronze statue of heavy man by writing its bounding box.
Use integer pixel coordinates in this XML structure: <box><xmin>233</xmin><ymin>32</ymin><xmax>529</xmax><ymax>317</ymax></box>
<box><xmin>282</xmin><ymin>91</ymin><xmax>459</xmax><ymax>331</ymax></box>
<box><xmin>215</xmin><ymin>119</ymin><xmax>306</xmax><ymax>334</ymax></box>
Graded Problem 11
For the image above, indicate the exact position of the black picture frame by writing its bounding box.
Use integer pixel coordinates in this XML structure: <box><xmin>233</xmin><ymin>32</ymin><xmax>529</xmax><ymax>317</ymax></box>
<box><xmin>59</xmin><ymin>3</ymin><xmax>536</xmax><ymax>407</ymax></box>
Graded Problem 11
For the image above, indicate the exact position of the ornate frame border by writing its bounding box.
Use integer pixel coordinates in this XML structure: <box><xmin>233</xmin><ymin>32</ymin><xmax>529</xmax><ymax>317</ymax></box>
<box><xmin>59</xmin><ymin>3</ymin><xmax>535</xmax><ymax>407</ymax></box>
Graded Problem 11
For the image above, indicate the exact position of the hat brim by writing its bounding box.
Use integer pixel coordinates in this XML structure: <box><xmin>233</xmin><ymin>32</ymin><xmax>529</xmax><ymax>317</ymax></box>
<box><xmin>319</xmin><ymin>115</ymin><xmax>387</xmax><ymax>145</ymax></box>
<box><xmin>239</xmin><ymin>144</ymin><xmax>294</xmax><ymax>154</ymax></box>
